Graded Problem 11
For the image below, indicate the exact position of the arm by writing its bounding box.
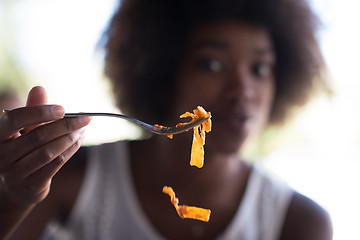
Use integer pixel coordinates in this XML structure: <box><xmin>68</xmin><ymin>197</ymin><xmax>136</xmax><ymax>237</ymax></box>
<box><xmin>0</xmin><ymin>86</ymin><xmax>91</xmax><ymax>239</ymax></box>
<box><xmin>0</xmin><ymin>198</ymin><xmax>35</xmax><ymax>240</ymax></box>
<box><xmin>280</xmin><ymin>192</ymin><xmax>333</xmax><ymax>240</ymax></box>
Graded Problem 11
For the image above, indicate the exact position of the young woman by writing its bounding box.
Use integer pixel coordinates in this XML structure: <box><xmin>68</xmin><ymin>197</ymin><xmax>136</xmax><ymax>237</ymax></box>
<box><xmin>0</xmin><ymin>0</ymin><xmax>332</xmax><ymax>239</ymax></box>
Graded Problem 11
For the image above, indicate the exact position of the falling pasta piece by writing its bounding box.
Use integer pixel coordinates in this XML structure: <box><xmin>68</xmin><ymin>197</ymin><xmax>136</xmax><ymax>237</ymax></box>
<box><xmin>162</xmin><ymin>186</ymin><xmax>211</xmax><ymax>222</ymax></box>
<box><xmin>180</xmin><ymin>106</ymin><xmax>212</xmax><ymax>168</ymax></box>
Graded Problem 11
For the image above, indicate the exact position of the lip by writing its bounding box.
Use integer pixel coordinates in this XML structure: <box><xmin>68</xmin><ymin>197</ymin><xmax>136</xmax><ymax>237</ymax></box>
<box><xmin>204</xmin><ymin>108</ymin><xmax>256</xmax><ymax>151</ymax></box>
<box><xmin>212</xmin><ymin>111</ymin><xmax>254</xmax><ymax>132</ymax></box>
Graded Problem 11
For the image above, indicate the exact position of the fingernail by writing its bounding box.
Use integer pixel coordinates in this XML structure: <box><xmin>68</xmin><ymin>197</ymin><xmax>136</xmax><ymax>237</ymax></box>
<box><xmin>51</xmin><ymin>105</ymin><xmax>65</xmax><ymax>117</ymax></box>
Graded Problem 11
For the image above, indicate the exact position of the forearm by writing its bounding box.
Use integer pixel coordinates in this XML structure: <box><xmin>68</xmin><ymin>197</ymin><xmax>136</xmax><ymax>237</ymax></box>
<box><xmin>0</xmin><ymin>193</ymin><xmax>35</xmax><ymax>240</ymax></box>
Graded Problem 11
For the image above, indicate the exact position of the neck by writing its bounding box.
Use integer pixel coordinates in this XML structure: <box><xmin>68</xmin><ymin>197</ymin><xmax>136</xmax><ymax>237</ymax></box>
<box><xmin>129</xmin><ymin>135</ymin><xmax>245</xmax><ymax>196</ymax></box>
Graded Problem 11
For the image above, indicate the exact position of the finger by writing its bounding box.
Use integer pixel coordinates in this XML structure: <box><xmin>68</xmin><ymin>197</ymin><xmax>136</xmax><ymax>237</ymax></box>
<box><xmin>24</xmin><ymin>134</ymin><xmax>85</xmax><ymax>187</ymax></box>
<box><xmin>26</xmin><ymin>86</ymin><xmax>48</xmax><ymax>107</ymax></box>
<box><xmin>0</xmin><ymin>105</ymin><xmax>65</xmax><ymax>142</ymax></box>
<box><xmin>23</xmin><ymin>86</ymin><xmax>48</xmax><ymax>133</ymax></box>
<box><xmin>14</xmin><ymin>128</ymin><xmax>86</xmax><ymax>180</ymax></box>
<box><xmin>7</xmin><ymin>116</ymin><xmax>91</xmax><ymax>162</ymax></box>
<box><xmin>0</xmin><ymin>115</ymin><xmax>90</xmax><ymax>169</ymax></box>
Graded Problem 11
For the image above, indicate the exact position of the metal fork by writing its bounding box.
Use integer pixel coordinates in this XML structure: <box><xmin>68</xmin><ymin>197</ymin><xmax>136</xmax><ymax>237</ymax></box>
<box><xmin>64</xmin><ymin>112</ymin><xmax>208</xmax><ymax>135</ymax></box>
<box><xmin>2</xmin><ymin>109</ymin><xmax>208</xmax><ymax>135</ymax></box>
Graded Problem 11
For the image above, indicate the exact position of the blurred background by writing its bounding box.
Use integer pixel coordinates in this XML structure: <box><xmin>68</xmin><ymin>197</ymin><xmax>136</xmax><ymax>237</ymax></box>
<box><xmin>0</xmin><ymin>0</ymin><xmax>359</xmax><ymax>239</ymax></box>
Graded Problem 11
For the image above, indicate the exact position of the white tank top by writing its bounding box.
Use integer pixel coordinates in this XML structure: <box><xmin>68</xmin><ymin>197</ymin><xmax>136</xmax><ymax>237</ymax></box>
<box><xmin>41</xmin><ymin>141</ymin><xmax>293</xmax><ymax>240</ymax></box>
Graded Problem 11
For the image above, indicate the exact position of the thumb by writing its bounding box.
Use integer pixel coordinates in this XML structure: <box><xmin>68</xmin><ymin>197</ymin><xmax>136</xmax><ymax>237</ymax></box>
<box><xmin>26</xmin><ymin>86</ymin><xmax>48</xmax><ymax>106</ymax></box>
<box><xmin>22</xmin><ymin>86</ymin><xmax>49</xmax><ymax>133</ymax></box>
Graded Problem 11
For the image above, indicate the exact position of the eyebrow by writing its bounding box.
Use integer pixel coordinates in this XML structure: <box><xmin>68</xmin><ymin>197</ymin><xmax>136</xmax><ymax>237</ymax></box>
<box><xmin>190</xmin><ymin>40</ymin><xmax>274</xmax><ymax>56</ymax></box>
<box><xmin>254</xmin><ymin>47</ymin><xmax>275</xmax><ymax>56</ymax></box>
<box><xmin>190</xmin><ymin>40</ymin><xmax>229</xmax><ymax>50</ymax></box>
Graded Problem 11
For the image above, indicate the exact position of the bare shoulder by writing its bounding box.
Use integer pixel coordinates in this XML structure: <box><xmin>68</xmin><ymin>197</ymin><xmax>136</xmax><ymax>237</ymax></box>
<box><xmin>279</xmin><ymin>191</ymin><xmax>333</xmax><ymax>240</ymax></box>
<box><xmin>9</xmin><ymin>147</ymin><xmax>88</xmax><ymax>240</ymax></box>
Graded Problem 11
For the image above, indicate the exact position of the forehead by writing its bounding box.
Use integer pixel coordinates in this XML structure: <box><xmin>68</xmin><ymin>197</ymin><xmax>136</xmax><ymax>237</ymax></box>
<box><xmin>187</xmin><ymin>19</ymin><xmax>274</xmax><ymax>56</ymax></box>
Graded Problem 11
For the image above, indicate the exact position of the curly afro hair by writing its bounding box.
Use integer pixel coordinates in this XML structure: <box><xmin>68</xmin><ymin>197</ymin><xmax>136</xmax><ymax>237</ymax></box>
<box><xmin>104</xmin><ymin>0</ymin><xmax>328</xmax><ymax>126</ymax></box>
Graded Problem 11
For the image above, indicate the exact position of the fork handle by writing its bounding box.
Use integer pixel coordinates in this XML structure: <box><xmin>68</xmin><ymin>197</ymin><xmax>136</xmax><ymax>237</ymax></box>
<box><xmin>64</xmin><ymin>112</ymin><xmax>156</xmax><ymax>133</ymax></box>
<box><xmin>64</xmin><ymin>112</ymin><xmax>127</xmax><ymax>118</ymax></box>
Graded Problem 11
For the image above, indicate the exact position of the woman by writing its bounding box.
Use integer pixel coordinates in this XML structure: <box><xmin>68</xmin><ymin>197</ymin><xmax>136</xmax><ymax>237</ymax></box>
<box><xmin>0</xmin><ymin>0</ymin><xmax>332</xmax><ymax>239</ymax></box>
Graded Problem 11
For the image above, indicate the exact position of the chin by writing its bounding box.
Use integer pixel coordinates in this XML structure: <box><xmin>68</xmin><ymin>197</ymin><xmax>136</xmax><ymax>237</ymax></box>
<box><xmin>205</xmin><ymin>129</ymin><xmax>249</xmax><ymax>155</ymax></box>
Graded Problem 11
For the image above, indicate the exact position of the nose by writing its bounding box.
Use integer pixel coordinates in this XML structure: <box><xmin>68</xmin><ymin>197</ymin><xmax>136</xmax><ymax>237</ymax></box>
<box><xmin>224</xmin><ymin>65</ymin><xmax>256</xmax><ymax>103</ymax></box>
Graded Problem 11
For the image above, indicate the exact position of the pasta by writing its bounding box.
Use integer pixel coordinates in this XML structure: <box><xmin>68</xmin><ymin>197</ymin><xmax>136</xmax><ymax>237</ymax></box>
<box><xmin>162</xmin><ymin>106</ymin><xmax>212</xmax><ymax>222</ymax></box>
<box><xmin>180</xmin><ymin>106</ymin><xmax>212</xmax><ymax>168</ymax></box>
<box><xmin>153</xmin><ymin>124</ymin><xmax>174</xmax><ymax>139</ymax></box>
<box><xmin>162</xmin><ymin>186</ymin><xmax>211</xmax><ymax>222</ymax></box>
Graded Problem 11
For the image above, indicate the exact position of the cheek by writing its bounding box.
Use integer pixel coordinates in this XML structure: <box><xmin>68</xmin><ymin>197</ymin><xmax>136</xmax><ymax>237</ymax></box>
<box><xmin>173</xmin><ymin>74</ymin><xmax>222</xmax><ymax>113</ymax></box>
<box><xmin>257</xmin><ymin>81</ymin><xmax>275</xmax><ymax>129</ymax></box>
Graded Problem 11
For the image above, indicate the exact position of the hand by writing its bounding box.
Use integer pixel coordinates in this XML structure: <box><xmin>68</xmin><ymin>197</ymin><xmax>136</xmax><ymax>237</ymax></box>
<box><xmin>0</xmin><ymin>86</ymin><xmax>91</xmax><ymax>207</ymax></box>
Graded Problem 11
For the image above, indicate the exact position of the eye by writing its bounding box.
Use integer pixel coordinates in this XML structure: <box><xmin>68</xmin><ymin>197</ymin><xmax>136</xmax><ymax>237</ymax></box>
<box><xmin>251</xmin><ymin>63</ymin><xmax>273</xmax><ymax>78</ymax></box>
<box><xmin>198</xmin><ymin>59</ymin><xmax>224</xmax><ymax>73</ymax></box>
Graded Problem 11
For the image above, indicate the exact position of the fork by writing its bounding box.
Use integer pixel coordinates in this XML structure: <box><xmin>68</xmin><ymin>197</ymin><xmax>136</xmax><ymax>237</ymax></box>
<box><xmin>64</xmin><ymin>112</ymin><xmax>208</xmax><ymax>135</ymax></box>
<box><xmin>3</xmin><ymin>109</ymin><xmax>208</xmax><ymax>135</ymax></box>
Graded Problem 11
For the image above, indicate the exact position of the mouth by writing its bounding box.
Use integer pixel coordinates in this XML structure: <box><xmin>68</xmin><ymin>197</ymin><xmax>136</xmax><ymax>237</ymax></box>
<box><xmin>212</xmin><ymin>111</ymin><xmax>254</xmax><ymax>131</ymax></box>
<box><xmin>203</xmin><ymin>107</ymin><xmax>258</xmax><ymax>151</ymax></box>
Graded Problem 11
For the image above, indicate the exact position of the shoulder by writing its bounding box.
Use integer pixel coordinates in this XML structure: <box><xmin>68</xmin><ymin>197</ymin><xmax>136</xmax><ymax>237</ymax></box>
<box><xmin>279</xmin><ymin>191</ymin><xmax>333</xmax><ymax>240</ymax></box>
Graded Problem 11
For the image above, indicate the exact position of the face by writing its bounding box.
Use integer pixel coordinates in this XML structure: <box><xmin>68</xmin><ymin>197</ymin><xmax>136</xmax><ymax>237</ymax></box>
<box><xmin>172</xmin><ymin>20</ymin><xmax>275</xmax><ymax>153</ymax></box>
